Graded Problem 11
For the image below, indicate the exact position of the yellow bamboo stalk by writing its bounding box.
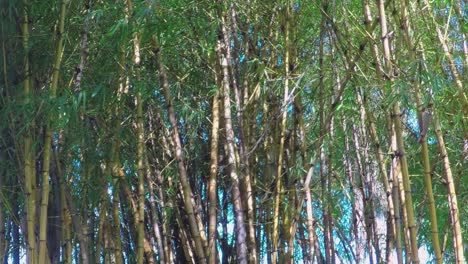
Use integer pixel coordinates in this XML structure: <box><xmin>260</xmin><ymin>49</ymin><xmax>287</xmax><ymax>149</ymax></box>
<box><xmin>22</xmin><ymin>1</ymin><xmax>37</xmax><ymax>263</ymax></box>
<box><xmin>38</xmin><ymin>1</ymin><xmax>68</xmax><ymax>263</ymax></box>
<box><xmin>398</xmin><ymin>0</ymin><xmax>443</xmax><ymax>261</ymax></box>
<box><xmin>53</xmin><ymin>148</ymin><xmax>72</xmax><ymax>264</ymax></box>
<box><xmin>134</xmin><ymin>29</ymin><xmax>146</xmax><ymax>264</ymax></box>
<box><xmin>123</xmin><ymin>0</ymin><xmax>146</xmax><ymax>262</ymax></box>
<box><xmin>208</xmin><ymin>55</ymin><xmax>221</xmax><ymax>264</ymax></box>
<box><xmin>272</xmin><ymin>4</ymin><xmax>292</xmax><ymax>262</ymax></box>
<box><xmin>376</xmin><ymin>0</ymin><xmax>420</xmax><ymax>261</ymax></box>
<box><xmin>393</xmin><ymin>103</ymin><xmax>420</xmax><ymax>263</ymax></box>
<box><xmin>154</xmin><ymin>35</ymin><xmax>208</xmax><ymax>264</ymax></box>
<box><xmin>110</xmin><ymin>47</ymin><xmax>126</xmax><ymax>264</ymax></box>
<box><xmin>433</xmin><ymin>115</ymin><xmax>465</xmax><ymax>264</ymax></box>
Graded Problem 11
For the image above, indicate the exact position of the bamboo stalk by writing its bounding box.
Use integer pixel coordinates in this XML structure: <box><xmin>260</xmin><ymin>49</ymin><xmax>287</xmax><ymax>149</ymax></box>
<box><xmin>38</xmin><ymin>1</ymin><xmax>68</xmax><ymax>263</ymax></box>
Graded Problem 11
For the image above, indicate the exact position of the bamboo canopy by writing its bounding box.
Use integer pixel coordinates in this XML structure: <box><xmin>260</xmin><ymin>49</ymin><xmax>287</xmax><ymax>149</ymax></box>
<box><xmin>0</xmin><ymin>0</ymin><xmax>465</xmax><ymax>263</ymax></box>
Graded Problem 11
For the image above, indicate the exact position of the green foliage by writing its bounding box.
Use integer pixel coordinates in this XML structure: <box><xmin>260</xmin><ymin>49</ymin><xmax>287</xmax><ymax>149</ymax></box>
<box><xmin>0</xmin><ymin>0</ymin><xmax>466</xmax><ymax>263</ymax></box>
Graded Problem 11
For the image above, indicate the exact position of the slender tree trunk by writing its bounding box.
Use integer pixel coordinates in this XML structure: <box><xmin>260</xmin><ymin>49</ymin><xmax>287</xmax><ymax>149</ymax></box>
<box><xmin>394</xmin><ymin>116</ymin><xmax>415</xmax><ymax>264</ymax></box>
<box><xmin>296</xmin><ymin>91</ymin><xmax>316</xmax><ymax>264</ymax></box>
<box><xmin>272</xmin><ymin>4</ymin><xmax>292</xmax><ymax>262</ymax></box>
<box><xmin>154</xmin><ymin>162</ymin><xmax>174</xmax><ymax>263</ymax></box>
<box><xmin>362</xmin><ymin>2</ymin><xmax>400</xmax><ymax>261</ymax></box>
<box><xmin>64</xmin><ymin>185</ymin><xmax>90</xmax><ymax>264</ymax></box>
<box><xmin>146</xmin><ymin>168</ymin><xmax>165</xmax><ymax>264</ymax></box>
<box><xmin>134</xmin><ymin>23</ymin><xmax>146</xmax><ymax>264</ymax></box>
<box><xmin>111</xmin><ymin>151</ymin><xmax>155</xmax><ymax>264</ymax></box>
<box><xmin>155</xmin><ymin>39</ymin><xmax>208</xmax><ymax>264</ymax></box>
<box><xmin>228</xmin><ymin>4</ymin><xmax>258</xmax><ymax>261</ymax></box>
<box><xmin>108</xmin><ymin>38</ymin><xmax>128</xmax><ymax>264</ymax></box>
<box><xmin>218</xmin><ymin>27</ymin><xmax>248</xmax><ymax>263</ymax></box>
<box><xmin>121</xmin><ymin>1</ymin><xmax>147</xmax><ymax>262</ymax></box>
<box><xmin>103</xmin><ymin>220</ymin><xmax>113</xmax><ymax>264</ymax></box>
<box><xmin>262</xmin><ymin>91</ymin><xmax>278</xmax><ymax>264</ymax></box>
<box><xmin>112</xmin><ymin>182</ymin><xmax>124</xmax><ymax>264</ymax></box>
<box><xmin>38</xmin><ymin>1</ymin><xmax>68</xmax><ymax>263</ymax></box>
<box><xmin>318</xmin><ymin>17</ymin><xmax>333</xmax><ymax>264</ymax></box>
<box><xmin>390</xmin><ymin>143</ymin><xmax>404</xmax><ymax>264</ymax></box>
<box><xmin>350</xmin><ymin>123</ymin><xmax>366</xmax><ymax>264</ymax></box>
<box><xmin>326</xmin><ymin>31</ymin><xmax>339</xmax><ymax>264</ymax></box>
<box><xmin>21</xmin><ymin>1</ymin><xmax>37</xmax><ymax>262</ymax></box>
<box><xmin>95</xmin><ymin>186</ymin><xmax>108</xmax><ymax>264</ymax></box>
<box><xmin>282</xmin><ymin>3</ymin><xmax>298</xmax><ymax>261</ymax></box>
<box><xmin>377</xmin><ymin>0</ymin><xmax>419</xmax><ymax>261</ymax></box>
<box><xmin>398</xmin><ymin>0</ymin><xmax>443</xmax><ymax>260</ymax></box>
<box><xmin>391</xmin><ymin>126</ymin><xmax>412</xmax><ymax>264</ymax></box>
<box><xmin>74</xmin><ymin>0</ymin><xmax>90</xmax><ymax>93</ymax></box>
<box><xmin>53</xmin><ymin>149</ymin><xmax>72</xmax><ymax>264</ymax></box>
<box><xmin>356</xmin><ymin>89</ymin><xmax>381</xmax><ymax>263</ymax></box>
<box><xmin>174</xmin><ymin>205</ymin><xmax>196</xmax><ymax>264</ymax></box>
<box><xmin>12</xmin><ymin>203</ymin><xmax>20</xmax><ymax>264</ymax></box>
<box><xmin>220</xmin><ymin>185</ymin><xmax>230</xmax><ymax>264</ymax></box>
<box><xmin>238</xmin><ymin>3</ymin><xmax>259</xmax><ymax>261</ymax></box>
<box><xmin>282</xmin><ymin>4</ymin><xmax>383</xmax><ymax>262</ymax></box>
<box><xmin>208</xmin><ymin>71</ymin><xmax>221</xmax><ymax>264</ymax></box>
<box><xmin>362</xmin><ymin>92</ymin><xmax>397</xmax><ymax>263</ymax></box>
<box><xmin>433</xmin><ymin>115</ymin><xmax>465</xmax><ymax>264</ymax></box>
<box><xmin>149</xmin><ymin>109</ymin><xmax>176</xmax><ymax>263</ymax></box>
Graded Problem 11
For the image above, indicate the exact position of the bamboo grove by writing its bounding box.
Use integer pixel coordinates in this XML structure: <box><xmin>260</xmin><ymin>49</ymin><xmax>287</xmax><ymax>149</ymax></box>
<box><xmin>0</xmin><ymin>0</ymin><xmax>466</xmax><ymax>263</ymax></box>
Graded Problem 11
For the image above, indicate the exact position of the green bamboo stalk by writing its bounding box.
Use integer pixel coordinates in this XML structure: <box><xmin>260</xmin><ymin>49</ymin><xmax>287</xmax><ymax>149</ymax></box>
<box><xmin>38</xmin><ymin>1</ymin><xmax>68</xmax><ymax>263</ymax></box>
